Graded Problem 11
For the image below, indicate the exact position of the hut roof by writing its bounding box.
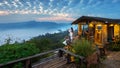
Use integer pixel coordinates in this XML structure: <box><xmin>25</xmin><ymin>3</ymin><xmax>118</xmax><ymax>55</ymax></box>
<box><xmin>72</xmin><ymin>16</ymin><xmax>120</xmax><ymax>24</ymax></box>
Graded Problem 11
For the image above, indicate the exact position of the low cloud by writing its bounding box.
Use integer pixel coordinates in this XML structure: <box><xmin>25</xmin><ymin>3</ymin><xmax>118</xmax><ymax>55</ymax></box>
<box><xmin>0</xmin><ymin>11</ymin><xmax>9</xmax><ymax>16</ymax></box>
<box><xmin>36</xmin><ymin>16</ymin><xmax>75</xmax><ymax>23</ymax></box>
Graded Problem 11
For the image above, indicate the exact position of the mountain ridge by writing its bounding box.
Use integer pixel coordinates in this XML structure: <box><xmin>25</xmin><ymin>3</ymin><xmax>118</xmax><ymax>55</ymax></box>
<box><xmin>0</xmin><ymin>21</ymin><xmax>70</xmax><ymax>31</ymax></box>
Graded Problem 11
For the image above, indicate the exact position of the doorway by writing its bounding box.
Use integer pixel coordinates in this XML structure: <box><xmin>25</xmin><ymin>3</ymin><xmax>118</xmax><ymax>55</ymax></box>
<box><xmin>107</xmin><ymin>25</ymin><xmax>114</xmax><ymax>42</ymax></box>
<box><xmin>95</xmin><ymin>24</ymin><xmax>102</xmax><ymax>44</ymax></box>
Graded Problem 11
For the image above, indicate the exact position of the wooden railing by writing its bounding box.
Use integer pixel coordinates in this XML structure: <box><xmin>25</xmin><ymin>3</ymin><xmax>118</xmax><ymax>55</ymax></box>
<box><xmin>0</xmin><ymin>48</ymin><xmax>85</xmax><ymax>68</ymax></box>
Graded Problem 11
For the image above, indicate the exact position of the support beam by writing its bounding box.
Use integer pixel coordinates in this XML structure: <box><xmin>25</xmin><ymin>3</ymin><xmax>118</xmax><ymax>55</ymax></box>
<box><xmin>78</xmin><ymin>23</ymin><xmax>82</xmax><ymax>36</ymax></box>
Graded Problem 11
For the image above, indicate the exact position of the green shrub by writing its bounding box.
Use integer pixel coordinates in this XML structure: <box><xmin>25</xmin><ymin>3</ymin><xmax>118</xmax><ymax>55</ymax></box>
<box><xmin>108</xmin><ymin>43</ymin><xmax>120</xmax><ymax>51</ymax></box>
<box><xmin>28</xmin><ymin>38</ymin><xmax>64</xmax><ymax>52</ymax></box>
<box><xmin>72</xmin><ymin>38</ymin><xmax>95</xmax><ymax>57</ymax></box>
<box><xmin>0</xmin><ymin>43</ymin><xmax>40</xmax><ymax>68</ymax></box>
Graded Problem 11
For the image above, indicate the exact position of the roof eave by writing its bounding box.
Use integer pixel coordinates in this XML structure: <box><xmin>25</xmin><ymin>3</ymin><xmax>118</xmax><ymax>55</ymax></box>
<box><xmin>72</xmin><ymin>16</ymin><xmax>120</xmax><ymax>24</ymax></box>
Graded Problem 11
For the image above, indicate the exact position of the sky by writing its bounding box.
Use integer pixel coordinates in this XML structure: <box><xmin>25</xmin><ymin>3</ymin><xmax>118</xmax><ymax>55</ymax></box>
<box><xmin>0</xmin><ymin>0</ymin><xmax>120</xmax><ymax>23</ymax></box>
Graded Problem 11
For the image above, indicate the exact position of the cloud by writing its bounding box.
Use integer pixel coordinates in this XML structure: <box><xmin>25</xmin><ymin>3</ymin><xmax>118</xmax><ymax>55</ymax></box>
<box><xmin>0</xmin><ymin>0</ymin><xmax>119</xmax><ymax>23</ymax></box>
<box><xmin>50</xmin><ymin>0</ymin><xmax>54</xmax><ymax>2</ymax></box>
<box><xmin>19</xmin><ymin>10</ymin><xmax>31</xmax><ymax>14</ymax></box>
<box><xmin>49</xmin><ymin>0</ymin><xmax>53</xmax><ymax>8</ymax></box>
<box><xmin>38</xmin><ymin>3</ymin><xmax>43</xmax><ymax>13</ymax></box>
<box><xmin>0</xmin><ymin>2</ymin><xmax>3</xmax><ymax>7</ymax></box>
<box><xmin>12</xmin><ymin>1</ymin><xmax>18</xmax><ymax>8</ymax></box>
<box><xmin>80</xmin><ymin>0</ymin><xmax>84</xmax><ymax>4</ymax></box>
<box><xmin>0</xmin><ymin>0</ymin><xmax>71</xmax><ymax>16</ymax></box>
<box><xmin>53</xmin><ymin>13</ymin><xmax>69</xmax><ymax>17</ymax></box>
<box><xmin>0</xmin><ymin>11</ymin><xmax>9</xmax><ymax>16</ymax></box>
<box><xmin>4</xmin><ymin>1</ymin><xmax>11</xmax><ymax>8</ymax></box>
<box><xmin>60</xmin><ymin>6</ymin><xmax>67</xmax><ymax>12</ymax></box>
<box><xmin>88</xmin><ymin>0</ymin><xmax>93</xmax><ymax>4</ymax></box>
<box><xmin>36</xmin><ymin>16</ymin><xmax>75</xmax><ymax>23</ymax></box>
<box><xmin>112</xmin><ymin>0</ymin><xmax>118</xmax><ymax>3</ymax></box>
<box><xmin>92</xmin><ymin>1</ymin><xmax>101</xmax><ymax>7</ymax></box>
<box><xmin>68</xmin><ymin>0</ymin><xmax>72</xmax><ymax>5</ymax></box>
<box><xmin>87</xmin><ymin>14</ymin><xmax>104</xmax><ymax>17</ymax></box>
<box><xmin>26</xmin><ymin>2</ymin><xmax>31</xmax><ymax>7</ymax></box>
<box><xmin>17</xmin><ymin>0</ymin><xmax>23</xmax><ymax>7</ymax></box>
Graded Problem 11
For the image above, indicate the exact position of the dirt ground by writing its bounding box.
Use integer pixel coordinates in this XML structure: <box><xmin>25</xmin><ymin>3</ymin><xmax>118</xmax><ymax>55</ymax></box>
<box><xmin>99</xmin><ymin>51</ymin><xmax>120</xmax><ymax>68</ymax></box>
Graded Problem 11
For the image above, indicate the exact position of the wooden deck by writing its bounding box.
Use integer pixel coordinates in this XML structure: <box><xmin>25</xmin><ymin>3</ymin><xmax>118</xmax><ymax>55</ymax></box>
<box><xmin>32</xmin><ymin>56</ymin><xmax>77</xmax><ymax>68</ymax></box>
<box><xmin>1</xmin><ymin>47</ymin><xmax>119</xmax><ymax>68</ymax></box>
<box><xmin>0</xmin><ymin>48</ymin><xmax>85</xmax><ymax>68</ymax></box>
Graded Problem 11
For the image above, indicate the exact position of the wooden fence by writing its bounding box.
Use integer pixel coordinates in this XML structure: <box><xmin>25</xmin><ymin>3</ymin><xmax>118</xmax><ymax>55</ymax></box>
<box><xmin>0</xmin><ymin>48</ymin><xmax>85</xmax><ymax>68</ymax></box>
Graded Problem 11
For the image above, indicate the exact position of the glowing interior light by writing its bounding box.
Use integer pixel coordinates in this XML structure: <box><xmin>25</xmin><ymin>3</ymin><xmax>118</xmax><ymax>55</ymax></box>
<box><xmin>97</xmin><ymin>24</ymin><xmax>102</xmax><ymax>26</ymax></box>
<box><xmin>110</xmin><ymin>24</ymin><xmax>114</xmax><ymax>26</ymax></box>
<box><xmin>89</xmin><ymin>23</ymin><xmax>93</xmax><ymax>27</ymax></box>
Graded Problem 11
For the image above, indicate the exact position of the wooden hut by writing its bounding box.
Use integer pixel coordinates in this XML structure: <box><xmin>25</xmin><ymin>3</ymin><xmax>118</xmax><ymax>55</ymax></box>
<box><xmin>72</xmin><ymin>16</ymin><xmax>120</xmax><ymax>46</ymax></box>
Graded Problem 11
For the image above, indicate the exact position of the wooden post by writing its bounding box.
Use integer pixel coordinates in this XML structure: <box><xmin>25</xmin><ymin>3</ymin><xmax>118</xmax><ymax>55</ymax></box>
<box><xmin>23</xmin><ymin>59</ymin><xmax>32</xmax><ymax>68</ymax></box>
<box><xmin>58</xmin><ymin>50</ymin><xmax>63</xmax><ymax>57</ymax></box>
<box><xmin>66</xmin><ymin>54</ymin><xmax>71</xmax><ymax>64</ymax></box>
<box><xmin>78</xmin><ymin>23</ymin><xmax>82</xmax><ymax>36</ymax></box>
<box><xmin>79</xmin><ymin>58</ymin><xmax>87</xmax><ymax>68</ymax></box>
<box><xmin>83</xmin><ymin>24</ymin><xmax>85</xmax><ymax>37</ymax></box>
<box><xmin>8</xmin><ymin>65</ymin><xmax>13</xmax><ymax>68</ymax></box>
<box><xmin>119</xmin><ymin>24</ymin><xmax>120</xmax><ymax>40</ymax></box>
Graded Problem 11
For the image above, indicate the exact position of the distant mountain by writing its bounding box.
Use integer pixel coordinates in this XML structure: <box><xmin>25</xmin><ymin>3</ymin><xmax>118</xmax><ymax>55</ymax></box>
<box><xmin>0</xmin><ymin>21</ymin><xmax>70</xmax><ymax>31</ymax></box>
